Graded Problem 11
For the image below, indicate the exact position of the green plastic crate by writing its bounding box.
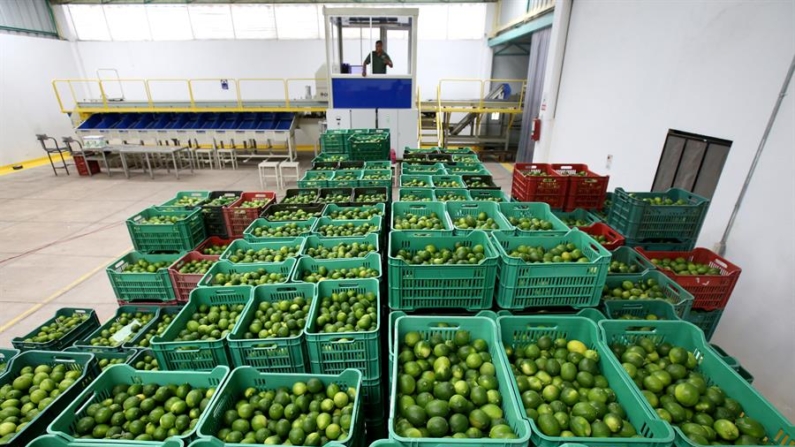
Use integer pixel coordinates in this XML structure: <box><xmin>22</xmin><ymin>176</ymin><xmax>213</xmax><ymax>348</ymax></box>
<box><xmin>4</xmin><ymin>350</ymin><xmax>99</xmax><ymax>447</ymax></box>
<box><xmin>684</xmin><ymin>308</ymin><xmax>723</xmax><ymax>340</ymax></box>
<box><xmin>31</xmin><ymin>434</ymin><xmax>184</xmax><ymax>447</ymax></box>
<box><xmin>602</xmin><ymin>270</ymin><xmax>694</xmax><ymax>319</ymax></box>
<box><xmin>433</xmin><ymin>188</ymin><xmax>471</xmax><ymax>202</ymax></box>
<box><xmin>388</xmin><ymin>230</ymin><xmax>498</xmax><ymax>311</ymax></box>
<box><xmin>440</xmin><ymin>146</ymin><xmax>475</xmax><ymax>154</ymax></box>
<box><xmin>603</xmin><ymin>300</ymin><xmax>680</xmax><ymax>321</ymax></box>
<box><xmin>73</xmin><ymin>305</ymin><xmax>161</xmax><ymax>351</ymax></box>
<box><xmin>281</xmin><ymin>188</ymin><xmax>319</xmax><ymax>204</ymax></box>
<box><xmin>365</xmin><ymin>161</ymin><xmax>391</xmax><ymax>169</ymax></box>
<box><xmin>452</xmin><ymin>153</ymin><xmax>480</xmax><ymax>164</ymax></box>
<box><xmin>63</xmin><ymin>346</ymin><xmax>138</xmax><ymax>371</ymax></box>
<box><xmin>608</xmin><ymin>246</ymin><xmax>656</xmax><ymax>279</ymax></box>
<box><xmin>328</xmin><ymin>170</ymin><xmax>364</xmax><ymax>188</ymax></box>
<box><xmin>291</xmin><ymin>252</ymin><xmax>382</xmax><ymax>283</ymax></box>
<box><xmin>321</xmin><ymin>130</ymin><xmax>350</xmax><ymax>154</ymax></box>
<box><xmin>553</xmin><ymin>208</ymin><xmax>604</xmax><ymax>228</ymax></box>
<box><xmin>197</xmin><ymin>367</ymin><xmax>364</xmax><ymax>447</ymax></box>
<box><xmin>261</xmin><ymin>203</ymin><xmax>326</xmax><ymax>221</ymax></box>
<box><xmin>126</xmin><ymin>207</ymin><xmax>206</xmax><ymax>252</ymax></box>
<box><xmin>400</xmin><ymin>174</ymin><xmax>434</xmax><ymax>188</ymax></box>
<box><xmin>392</xmin><ymin>201</ymin><xmax>453</xmax><ymax>234</ymax></box>
<box><xmin>469</xmin><ymin>188</ymin><xmax>509</xmax><ymax>202</ymax></box>
<box><xmin>389</xmin><ymin>314</ymin><xmax>532</xmax><ymax>447</ymax></box>
<box><xmin>498</xmin><ymin>202</ymin><xmax>569</xmax><ymax>235</ymax></box>
<box><xmin>198</xmin><ymin>259</ymin><xmax>295</xmax><ymax>287</ymax></box>
<box><xmin>151</xmin><ymin>286</ymin><xmax>253</xmax><ymax>371</ymax></box>
<box><xmin>398</xmin><ymin>188</ymin><xmax>433</xmax><ymax>201</ymax></box>
<box><xmin>107</xmin><ymin>251</ymin><xmax>182</xmax><ymax>302</ymax></box>
<box><xmin>124</xmin><ymin>306</ymin><xmax>183</xmax><ymax>349</ymax></box>
<box><xmin>430</xmin><ymin>175</ymin><xmax>465</xmax><ymax>189</ymax></box>
<box><xmin>314</xmin><ymin>153</ymin><xmax>350</xmax><ymax>162</ymax></box>
<box><xmin>0</xmin><ymin>348</ymin><xmax>18</xmax><ymax>373</ymax></box>
<box><xmin>402</xmin><ymin>164</ymin><xmax>445</xmax><ymax>176</ymax></box>
<box><xmin>599</xmin><ymin>320</ymin><xmax>794</xmax><ymax>447</ymax></box>
<box><xmin>446</xmin><ymin>201</ymin><xmax>513</xmax><ymax>235</ymax></box>
<box><xmin>227</xmin><ymin>283</ymin><xmax>315</xmax><ymax>373</ymax></box>
<box><xmin>306</xmin><ymin>279</ymin><xmax>381</xmax><ymax>378</ymax></box>
<box><xmin>219</xmin><ymin>237</ymin><xmax>305</xmax><ymax>264</ymax></box>
<box><xmin>358</xmin><ymin>169</ymin><xmax>392</xmax><ymax>189</ymax></box>
<box><xmin>353</xmin><ymin>186</ymin><xmax>391</xmax><ymax>204</ymax></box>
<box><xmin>48</xmin><ymin>364</ymin><xmax>228</xmax><ymax>444</ymax></box>
<box><xmin>243</xmin><ymin>217</ymin><xmax>318</xmax><ymax>242</ymax></box>
<box><xmin>158</xmin><ymin>191</ymin><xmax>210</xmax><ymax>209</ymax></box>
<box><xmin>608</xmin><ymin>188</ymin><xmax>710</xmax><ymax>241</ymax></box>
<box><xmin>490</xmin><ymin>229</ymin><xmax>611</xmax><ymax>309</ymax></box>
<box><xmin>444</xmin><ymin>162</ymin><xmax>489</xmax><ymax>175</ymax></box>
<box><xmin>298</xmin><ymin>170</ymin><xmax>335</xmax><ymax>188</ymax></box>
<box><xmin>708</xmin><ymin>344</ymin><xmax>755</xmax><ymax>384</ymax></box>
<box><xmin>322</xmin><ymin>203</ymin><xmax>385</xmax><ymax>220</ymax></box>
<box><xmin>497</xmin><ymin>315</ymin><xmax>676</xmax><ymax>447</ymax></box>
<box><xmin>12</xmin><ymin>308</ymin><xmax>99</xmax><ymax>351</ymax></box>
<box><xmin>313</xmin><ymin>216</ymin><xmax>383</xmax><ymax>238</ymax></box>
<box><xmin>625</xmin><ymin>238</ymin><xmax>696</xmax><ymax>252</ymax></box>
<box><xmin>302</xmin><ymin>234</ymin><xmax>380</xmax><ymax>259</ymax></box>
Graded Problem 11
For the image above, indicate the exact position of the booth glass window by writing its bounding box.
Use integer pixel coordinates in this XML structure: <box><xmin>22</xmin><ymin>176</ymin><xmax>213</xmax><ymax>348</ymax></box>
<box><xmin>326</xmin><ymin>14</ymin><xmax>413</xmax><ymax>76</ymax></box>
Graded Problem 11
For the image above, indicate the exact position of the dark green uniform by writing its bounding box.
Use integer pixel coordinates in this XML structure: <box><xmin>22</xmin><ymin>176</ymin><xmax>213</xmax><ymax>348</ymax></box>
<box><xmin>365</xmin><ymin>51</ymin><xmax>390</xmax><ymax>74</ymax></box>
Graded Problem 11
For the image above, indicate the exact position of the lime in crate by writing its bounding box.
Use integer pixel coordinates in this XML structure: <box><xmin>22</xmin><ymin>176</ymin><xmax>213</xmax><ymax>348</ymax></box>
<box><xmin>280</xmin><ymin>188</ymin><xmax>319</xmax><ymax>204</ymax></box>
<box><xmin>579</xmin><ymin>222</ymin><xmax>625</xmax><ymax>250</ymax></box>
<box><xmin>302</xmin><ymin>234</ymin><xmax>379</xmax><ymax>259</ymax></box>
<box><xmin>0</xmin><ymin>350</ymin><xmax>99</xmax><ymax>446</ymax></box>
<box><xmin>353</xmin><ymin>186</ymin><xmax>390</xmax><ymax>203</ymax></box>
<box><xmin>222</xmin><ymin>191</ymin><xmax>276</xmax><ymax>238</ymax></box>
<box><xmin>196</xmin><ymin>367</ymin><xmax>364</xmax><ymax>447</ymax></box>
<box><xmin>400</xmin><ymin>174</ymin><xmax>434</xmax><ymax>188</ymax></box>
<box><xmin>12</xmin><ymin>307</ymin><xmax>98</xmax><ymax>352</ymax></box>
<box><xmin>200</xmin><ymin>191</ymin><xmax>241</xmax><ymax>238</ymax></box>
<box><xmin>227</xmin><ymin>283</ymin><xmax>315</xmax><ymax>373</ymax></box>
<box><xmin>298</xmin><ymin>170</ymin><xmax>334</xmax><ymax>188</ymax></box>
<box><xmin>390</xmin><ymin>314</ymin><xmax>532</xmax><ymax>447</ymax></box>
<box><xmin>107</xmin><ymin>251</ymin><xmax>184</xmax><ymax>302</ymax></box>
<box><xmin>554</xmin><ymin>207</ymin><xmax>604</xmax><ymax>228</ymax></box>
<box><xmin>636</xmin><ymin>247</ymin><xmax>741</xmax><ymax>311</ymax></box>
<box><xmin>313</xmin><ymin>216</ymin><xmax>382</xmax><ymax>238</ymax></box>
<box><xmin>260</xmin><ymin>203</ymin><xmax>325</xmax><ymax>222</ymax></box>
<box><xmin>198</xmin><ymin>259</ymin><xmax>295</xmax><ymax>287</ymax></box>
<box><xmin>317</xmin><ymin>187</ymin><xmax>354</xmax><ymax>204</ymax></box>
<box><xmin>169</xmin><ymin>251</ymin><xmax>220</xmax><ymax>303</ymax></box>
<box><xmin>603</xmin><ymin>299</ymin><xmax>679</xmax><ymax>321</ymax></box>
<box><xmin>470</xmin><ymin>188</ymin><xmax>509</xmax><ymax>202</ymax></box>
<box><xmin>158</xmin><ymin>190</ymin><xmax>209</xmax><ymax>209</ymax></box>
<box><xmin>328</xmin><ymin>170</ymin><xmax>363</xmax><ymax>188</ymax></box>
<box><xmin>291</xmin><ymin>252</ymin><xmax>382</xmax><ymax>283</ymax></box>
<box><xmin>322</xmin><ymin>203</ymin><xmax>385</xmax><ymax>220</ymax></box>
<box><xmin>446</xmin><ymin>201</ymin><xmax>513</xmax><ymax>235</ymax></box>
<box><xmin>0</xmin><ymin>348</ymin><xmax>18</xmax><ymax>373</ymax></box>
<box><xmin>607</xmin><ymin>246</ymin><xmax>656</xmax><ymax>280</ymax></box>
<box><xmin>607</xmin><ymin>187</ymin><xmax>710</xmax><ymax>242</ymax></box>
<box><xmin>124</xmin><ymin>306</ymin><xmax>182</xmax><ymax>349</ymax></box>
<box><xmin>599</xmin><ymin>319</ymin><xmax>793</xmax><ymax>447</ymax></box>
<box><xmin>219</xmin><ymin>238</ymin><xmax>305</xmax><ymax>264</ymax></box>
<box><xmin>30</xmin><ymin>435</ymin><xmax>183</xmax><ymax>447</ymax></box>
<box><xmin>490</xmin><ymin>229</ymin><xmax>611</xmax><ymax>309</ymax></box>
<box><xmin>312</xmin><ymin>160</ymin><xmax>339</xmax><ymax>170</ymax></box>
<box><xmin>497</xmin><ymin>314</ymin><xmax>675</xmax><ymax>447</ymax></box>
<box><xmin>73</xmin><ymin>305</ymin><xmax>160</xmax><ymax>351</ymax></box>
<box><xmin>601</xmin><ymin>269</ymin><xmax>694</xmax><ymax>319</ymax></box>
<box><xmin>398</xmin><ymin>187</ymin><xmax>433</xmax><ymax>201</ymax></box>
<box><xmin>392</xmin><ymin>201</ymin><xmax>453</xmax><ymax>233</ymax></box>
<box><xmin>48</xmin><ymin>364</ymin><xmax>228</xmax><ymax>444</ymax></box>
<box><xmin>306</xmin><ymin>279</ymin><xmax>381</xmax><ymax>378</ymax></box>
<box><xmin>195</xmin><ymin>236</ymin><xmax>234</xmax><ymax>255</ymax></box>
<box><xmin>127</xmin><ymin>206</ymin><xmax>206</xmax><ymax>253</ymax></box>
<box><xmin>434</xmin><ymin>188</ymin><xmax>471</xmax><ymax>201</ymax></box>
<box><xmin>151</xmin><ymin>286</ymin><xmax>252</xmax><ymax>370</ymax></box>
<box><xmin>497</xmin><ymin>201</ymin><xmax>569</xmax><ymax>235</ymax></box>
<box><xmin>388</xmin><ymin>230</ymin><xmax>499</xmax><ymax>311</ymax></box>
<box><xmin>243</xmin><ymin>218</ymin><xmax>317</xmax><ymax>242</ymax></box>
<box><xmin>63</xmin><ymin>346</ymin><xmax>138</xmax><ymax>371</ymax></box>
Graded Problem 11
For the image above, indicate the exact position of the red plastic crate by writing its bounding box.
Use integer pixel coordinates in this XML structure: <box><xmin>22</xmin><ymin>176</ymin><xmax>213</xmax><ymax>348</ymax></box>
<box><xmin>511</xmin><ymin>163</ymin><xmax>567</xmax><ymax>208</ymax></box>
<box><xmin>194</xmin><ymin>236</ymin><xmax>236</xmax><ymax>255</ymax></box>
<box><xmin>636</xmin><ymin>247</ymin><xmax>742</xmax><ymax>310</ymax></box>
<box><xmin>578</xmin><ymin>222</ymin><xmax>625</xmax><ymax>251</ymax></box>
<box><xmin>73</xmin><ymin>154</ymin><xmax>100</xmax><ymax>176</ymax></box>
<box><xmin>169</xmin><ymin>251</ymin><xmax>220</xmax><ymax>303</ymax></box>
<box><xmin>552</xmin><ymin>163</ymin><xmax>610</xmax><ymax>211</ymax></box>
<box><xmin>223</xmin><ymin>192</ymin><xmax>277</xmax><ymax>238</ymax></box>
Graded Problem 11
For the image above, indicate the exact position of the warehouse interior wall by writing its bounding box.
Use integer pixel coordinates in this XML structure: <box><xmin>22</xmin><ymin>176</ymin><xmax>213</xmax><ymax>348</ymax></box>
<box><xmin>544</xmin><ymin>0</ymin><xmax>795</xmax><ymax>418</ymax></box>
<box><xmin>0</xmin><ymin>33</ymin><xmax>80</xmax><ymax>166</ymax></box>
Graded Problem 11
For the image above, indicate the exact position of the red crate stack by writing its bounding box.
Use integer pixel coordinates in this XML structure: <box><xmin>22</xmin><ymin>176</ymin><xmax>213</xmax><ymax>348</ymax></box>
<box><xmin>552</xmin><ymin>163</ymin><xmax>610</xmax><ymax>211</ymax></box>
<box><xmin>222</xmin><ymin>192</ymin><xmax>277</xmax><ymax>238</ymax></box>
<box><xmin>168</xmin><ymin>251</ymin><xmax>220</xmax><ymax>303</ymax></box>
<box><xmin>510</xmin><ymin>163</ymin><xmax>567</xmax><ymax>208</ymax></box>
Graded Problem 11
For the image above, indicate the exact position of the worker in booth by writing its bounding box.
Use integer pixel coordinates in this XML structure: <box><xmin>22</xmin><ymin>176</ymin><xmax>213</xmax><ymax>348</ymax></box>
<box><xmin>362</xmin><ymin>40</ymin><xmax>393</xmax><ymax>76</ymax></box>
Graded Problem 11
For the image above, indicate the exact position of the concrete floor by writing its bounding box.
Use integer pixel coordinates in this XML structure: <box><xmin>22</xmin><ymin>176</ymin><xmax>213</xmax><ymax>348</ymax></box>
<box><xmin>0</xmin><ymin>156</ymin><xmax>513</xmax><ymax>347</ymax></box>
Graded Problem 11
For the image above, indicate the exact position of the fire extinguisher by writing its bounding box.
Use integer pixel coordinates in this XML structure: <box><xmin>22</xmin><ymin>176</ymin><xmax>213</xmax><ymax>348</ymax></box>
<box><xmin>531</xmin><ymin>118</ymin><xmax>541</xmax><ymax>141</ymax></box>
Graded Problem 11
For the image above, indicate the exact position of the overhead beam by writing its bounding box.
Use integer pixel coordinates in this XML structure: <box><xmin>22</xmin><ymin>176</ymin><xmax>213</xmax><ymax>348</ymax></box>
<box><xmin>488</xmin><ymin>12</ymin><xmax>552</xmax><ymax>47</ymax></box>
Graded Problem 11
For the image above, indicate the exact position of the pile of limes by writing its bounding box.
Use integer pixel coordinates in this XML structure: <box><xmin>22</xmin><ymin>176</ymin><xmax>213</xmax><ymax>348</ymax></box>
<box><xmin>132</xmin><ymin>352</ymin><xmax>159</xmax><ymax>371</ymax></box>
<box><xmin>314</xmin><ymin>222</ymin><xmax>379</xmax><ymax>237</ymax></box>
<box><xmin>225</xmin><ymin>245</ymin><xmax>300</xmax><ymax>264</ymax></box>
<box><xmin>202</xmin><ymin>243</ymin><xmax>229</xmax><ymax>255</ymax></box>
<box><xmin>362</xmin><ymin>172</ymin><xmax>390</xmax><ymax>180</ymax></box>
<box><xmin>327</xmin><ymin>207</ymin><xmax>382</xmax><ymax>220</ymax></box>
<box><xmin>300</xmin><ymin>266</ymin><xmax>378</xmax><ymax>283</ymax></box>
<box><xmin>139</xmin><ymin>215</ymin><xmax>182</xmax><ymax>225</ymax></box>
<box><xmin>210</xmin><ymin>270</ymin><xmax>288</xmax><ymax>286</ymax></box>
<box><xmin>204</xmin><ymin>195</ymin><xmax>239</xmax><ymax>207</ymax></box>
<box><xmin>650</xmin><ymin>257</ymin><xmax>722</xmax><ymax>276</ymax></box>
<box><xmin>609</xmin><ymin>260</ymin><xmax>642</xmax><ymax>275</ymax></box>
<box><xmin>211</xmin><ymin>378</ymin><xmax>357</xmax><ymax>444</ymax></box>
<box><xmin>123</xmin><ymin>259</ymin><xmax>170</xmax><ymax>273</ymax></box>
<box><xmin>394</xmin><ymin>213</ymin><xmax>446</xmax><ymax>231</ymax></box>
<box><xmin>393</xmin><ymin>329</ymin><xmax>518</xmax><ymax>440</ymax></box>
<box><xmin>318</xmin><ymin>193</ymin><xmax>351</xmax><ymax>204</ymax></box>
<box><xmin>435</xmin><ymin>179</ymin><xmax>463</xmax><ymax>188</ymax></box>
<box><xmin>505</xmin><ymin>335</ymin><xmax>636</xmax><ymax>438</ymax></box>
<box><xmin>171</xmin><ymin>196</ymin><xmax>204</xmax><ymax>207</ymax></box>
<box><xmin>132</xmin><ymin>313</ymin><xmax>175</xmax><ymax>348</ymax></box>
<box><xmin>394</xmin><ymin>244</ymin><xmax>487</xmax><ymax>266</ymax></box>
<box><xmin>403</xmin><ymin>178</ymin><xmax>429</xmax><ymax>187</ymax></box>
<box><xmin>267</xmin><ymin>209</ymin><xmax>321</xmax><ymax>222</ymax></box>
<box><xmin>464</xmin><ymin>179</ymin><xmax>492</xmax><ymax>188</ymax></box>
<box><xmin>436</xmin><ymin>191</ymin><xmax>469</xmax><ymax>201</ymax></box>
<box><xmin>88</xmin><ymin>311</ymin><xmax>155</xmax><ymax>347</ymax></box>
<box><xmin>507</xmin><ymin>243</ymin><xmax>590</xmax><ymax>264</ymax></box>
<box><xmin>236</xmin><ymin>199</ymin><xmax>270</xmax><ymax>209</ymax></box>
<box><xmin>305</xmin><ymin>242</ymin><xmax>376</xmax><ymax>260</ymax></box>
<box><xmin>23</xmin><ymin>312</ymin><xmax>89</xmax><ymax>344</ymax></box>
<box><xmin>173</xmin><ymin>304</ymin><xmax>246</xmax><ymax>342</ymax></box>
<box><xmin>400</xmin><ymin>194</ymin><xmax>431</xmax><ymax>202</ymax></box>
<box><xmin>251</xmin><ymin>223</ymin><xmax>311</xmax><ymax>239</ymax></box>
<box><xmin>97</xmin><ymin>357</ymin><xmax>127</xmax><ymax>371</ymax></box>
<box><xmin>313</xmin><ymin>288</ymin><xmax>377</xmax><ymax>333</ymax></box>
<box><xmin>177</xmin><ymin>259</ymin><xmax>216</xmax><ymax>274</ymax></box>
<box><xmin>355</xmin><ymin>193</ymin><xmax>387</xmax><ymax>203</ymax></box>
<box><xmin>282</xmin><ymin>193</ymin><xmax>317</xmax><ymax>204</ymax></box>
<box><xmin>72</xmin><ymin>382</ymin><xmax>215</xmax><ymax>441</ymax></box>
<box><xmin>453</xmin><ymin>213</ymin><xmax>501</xmax><ymax>230</ymax></box>
<box><xmin>507</xmin><ymin>216</ymin><xmax>555</xmax><ymax>231</ymax></box>
<box><xmin>602</xmin><ymin>278</ymin><xmax>671</xmax><ymax>302</ymax></box>
<box><xmin>241</xmin><ymin>296</ymin><xmax>311</xmax><ymax>340</ymax></box>
<box><xmin>609</xmin><ymin>337</ymin><xmax>768</xmax><ymax>445</ymax></box>
<box><xmin>0</xmin><ymin>363</ymin><xmax>84</xmax><ymax>443</ymax></box>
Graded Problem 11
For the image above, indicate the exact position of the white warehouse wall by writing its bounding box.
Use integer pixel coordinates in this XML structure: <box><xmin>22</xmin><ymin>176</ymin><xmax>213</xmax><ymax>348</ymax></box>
<box><xmin>0</xmin><ymin>34</ymin><xmax>80</xmax><ymax>166</ymax></box>
<box><xmin>545</xmin><ymin>0</ymin><xmax>795</xmax><ymax>418</ymax></box>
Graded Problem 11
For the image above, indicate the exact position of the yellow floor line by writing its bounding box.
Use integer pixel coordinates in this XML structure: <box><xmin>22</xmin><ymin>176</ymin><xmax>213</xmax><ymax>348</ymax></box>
<box><xmin>500</xmin><ymin>162</ymin><xmax>514</xmax><ymax>173</ymax></box>
<box><xmin>0</xmin><ymin>155</ymin><xmax>73</xmax><ymax>177</ymax></box>
<box><xmin>0</xmin><ymin>246</ymin><xmax>131</xmax><ymax>334</ymax></box>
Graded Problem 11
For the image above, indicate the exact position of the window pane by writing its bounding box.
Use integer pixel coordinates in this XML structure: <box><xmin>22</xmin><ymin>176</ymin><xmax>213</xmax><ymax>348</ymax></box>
<box><xmin>448</xmin><ymin>4</ymin><xmax>486</xmax><ymax>40</ymax></box>
<box><xmin>104</xmin><ymin>5</ymin><xmax>150</xmax><ymax>41</ymax></box>
<box><xmin>147</xmin><ymin>5</ymin><xmax>192</xmax><ymax>41</ymax></box>
<box><xmin>418</xmin><ymin>5</ymin><xmax>447</xmax><ymax>40</ymax></box>
<box><xmin>231</xmin><ymin>5</ymin><xmax>276</xmax><ymax>39</ymax></box>
<box><xmin>68</xmin><ymin>5</ymin><xmax>110</xmax><ymax>41</ymax></box>
<box><xmin>275</xmin><ymin>5</ymin><xmax>320</xmax><ymax>40</ymax></box>
<box><xmin>189</xmin><ymin>5</ymin><xmax>234</xmax><ymax>39</ymax></box>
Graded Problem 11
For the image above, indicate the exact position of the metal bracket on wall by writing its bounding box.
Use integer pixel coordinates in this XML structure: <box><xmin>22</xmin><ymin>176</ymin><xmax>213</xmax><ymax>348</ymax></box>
<box><xmin>494</xmin><ymin>43</ymin><xmax>531</xmax><ymax>56</ymax></box>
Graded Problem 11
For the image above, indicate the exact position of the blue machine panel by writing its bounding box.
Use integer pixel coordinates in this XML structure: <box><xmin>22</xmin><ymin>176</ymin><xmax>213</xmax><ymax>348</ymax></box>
<box><xmin>332</xmin><ymin>78</ymin><xmax>412</xmax><ymax>109</ymax></box>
